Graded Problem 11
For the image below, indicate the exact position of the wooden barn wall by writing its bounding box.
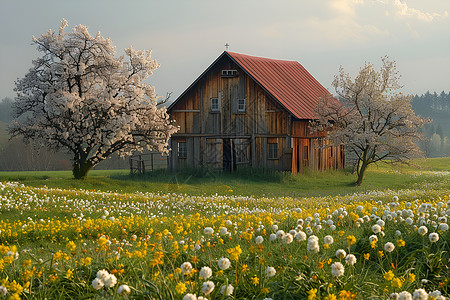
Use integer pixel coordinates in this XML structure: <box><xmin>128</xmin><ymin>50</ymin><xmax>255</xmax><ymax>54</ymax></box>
<box><xmin>167</xmin><ymin>55</ymin><xmax>343</xmax><ymax>172</ymax></box>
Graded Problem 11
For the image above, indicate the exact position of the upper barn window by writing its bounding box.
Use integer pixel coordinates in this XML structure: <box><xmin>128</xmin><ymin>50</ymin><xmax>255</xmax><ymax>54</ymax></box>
<box><xmin>221</xmin><ymin>70</ymin><xmax>238</xmax><ymax>77</ymax></box>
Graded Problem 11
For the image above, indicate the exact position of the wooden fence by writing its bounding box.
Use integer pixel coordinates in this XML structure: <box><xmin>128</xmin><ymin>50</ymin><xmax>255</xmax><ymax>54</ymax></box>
<box><xmin>129</xmin><ymin>152</ymin><xmax>168</xmax><ymax>174</ymax></box>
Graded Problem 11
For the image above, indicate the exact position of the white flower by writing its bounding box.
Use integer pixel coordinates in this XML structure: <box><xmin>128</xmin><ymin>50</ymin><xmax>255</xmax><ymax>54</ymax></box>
<box><xmin>412</xmin><ymin>288</ymin><xmax>428</xmax><ymax>300</ymax></box>
<box><xmin>276</xmin><ymin>230</ymin><xmax>285</xmax><ymax>239</ymax></box>
<box><xmin>270</xmin><ymin>233</ymin><xmax>277</xmax><ymax>241</ymax></box>
<box><xmin>406</xmin><ymin>217</ymin><xmax>414</xmax><ymax>225</ymax></box>
<box><xmin>282</xmin><ymin>233</ymin><xmax>293</xmax><ymax>244</ymax></box>
<box><xmin>226</xmin><ymin>220</ymin><xmax>232</xmax><ymax>226</ymax></box>
<box><xmin>295</xmin><ymin>231</ymin><xmax>307</xmax><ymax>241</ymax></box>
<box><xmin>220</xmin><ymin>284</ymin><xmax>234</xmax><ymax>296</ymax></box>
<box><xmin>255</xmin><ymin>236</ymin><xmax>264</xmax><ymax>244</ymax></box>
<box><xmin>103</xmin><ymin>274</ymin><xmax>117</xmax><ymax>288</ymax></box>
<box><xmin>331</xmin><ymin>262</ymin><xmax>345</xmax><ymax>277</ymax></box>
<box><xmin>377</xmin><ymin>219</ymin><xmax>385</xmax><ymax>227</ymax></box>
<box><xmin>117</xmin><ymin>284</ymin><xmax>131</xmax><ymax>295</ymax></box>
<box><xmin>384</xmin><ymin>242</ymin><xmax>395</xmax><ymax>253</ymax></box>
<box><xmin>204</xmin><ymin>227</ymin><xmax>214</xmax><ymax>235</ymax></box>
<box><xmin>272</xmin><ymin>224</ymin><xmax>278</xmax><ymax>231</ymax></box>
<box><xmin>218</xmin><ymin>257</ymin><xmax>231</xmax><ymax>270</ymax></box>
<box><xmin>202</xmin><ymin>281</ymin><xmax>215</xmax><ymax>295</ymax></box>
<box><xmin>429</xmin><ymin>290</ymin><xmax>444</xmax><ymax>300</ymax></box>
<box><xmin>438</xmin><ymin>223</ymin><xmax>448</xmax><ymax>231</ymax></box>
<box><xmin>96</xmin><ymin>269</ymin><xmax>110</xmax><ymax>280</ymax></box>
<box><xmin>198</xmin><ymin>297</ymin><xmax>207</xmax><ymax>300</ymax></box>
<box><xmin>180</xmin><ymin>262</ymin><xmax>193</xmax><ymax>274</ymax></box>
<box><xmin>336</xmin><ymin>249</ymin><xmax>347</xmax><ymax>259</ymax></box>
<box><xmin>219</xmin><ymin>227</ymin><xmax>228</xmax><ymax>235</ymax></box>
<box><xmin>429</xmin><ymin>232</ymin><xmax>439</xmax><ymax>243</ymax></box>
<box><xmin>369</xmin><ymin>235</ymin><xmax>378</xmax><ymax>242</ymax></box>
<box><xmin>194</xmin><ymin>244</ymin><xmax>201</xmax><ymax>251</ymax></box>
<box><xmin>307</xmin><ymin>235</ymin><xmax>320</xmax><ymax>253</ymax></box>
<box><xmin>390</xmin><ymin>293</ymin><xmax>398</xmax><ymax>299</ymax></box>
<box><xmin>0</xmin><ymin>286</ymin><xmax>7</xmax><ymax>296</ymax></box>
<box><xmin>372</xmin><ymin>224</ymin><xmax>382</xmax><ymax>234</ymax></box>
<box><xmin>418</xmin><ymin>226</ymin><xmax>428</xmax><ymax>236</ymax></box>
<box><xmin>183</xmin><ymin>293</ymin><xmax>197</xmax><ymax>300</ymax></box>
<box><xmin>395</xmin><ymin>230</ymin><xmax>402</xmax><ymax>236</ymax></box>
<box><xmin>324</xmin><ymin>235</ymin><xmax>334</xmax><ymax>245</ymax></box>
<box><xmin>265</xmin><ymin>266</ymin><xmax>276</xmax><ymax>277</ymax></box>
<box><xmin>92</xmin><ymin>278</ymin><xmax>104</xmax><ymax>290</ymax></box>
<box><xmin>398</xmin><ymin>291</ymin><xmax>412</xmax><ymax>300</ymax></box>
<box><xmin>199</xmin><ymin>266</ymin><xmax>212</xmax><ymax>279</ymax></box>
<box><xmin>345</xmin><ymin>254</ymin><xmax>357</xmax><ymax>266</ymax></box>
<box><xmin>330</xmin><ymin>225</ymin><xmax>337</xmax><ymax>231</ymax></box>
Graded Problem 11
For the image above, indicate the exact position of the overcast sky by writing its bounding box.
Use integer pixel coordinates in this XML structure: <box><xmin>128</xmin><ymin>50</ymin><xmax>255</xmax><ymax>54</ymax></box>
<box><xmin>1</xmin><ymin>0</ymin><xmax>449</xmax><ymax>104</ymax></box>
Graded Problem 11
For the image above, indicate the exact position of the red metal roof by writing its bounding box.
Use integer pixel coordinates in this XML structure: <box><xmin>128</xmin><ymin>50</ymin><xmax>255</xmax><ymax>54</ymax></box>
<box><xmin>226</xmin><ymin>51</ymin><xmax>333</xmax><ymax>119</ymax></box>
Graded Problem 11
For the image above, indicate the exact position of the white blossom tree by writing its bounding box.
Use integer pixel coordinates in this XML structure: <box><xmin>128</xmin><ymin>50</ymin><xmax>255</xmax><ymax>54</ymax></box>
<box><xmin>10</xmin><ymin>20</ymin><xmax>177</xmax><ymax>179</ymax></box>
<box><xmin>312</xmin><ymin>57</ymin><xmax>429</xmax><ymax>186</ymax></box>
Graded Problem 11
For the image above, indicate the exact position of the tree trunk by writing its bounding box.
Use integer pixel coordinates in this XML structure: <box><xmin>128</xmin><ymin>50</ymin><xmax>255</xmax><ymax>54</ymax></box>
<box><xmin>72</xmin><ymin>160</ymin><xmax>94</xmax><ymax>179</ymax></box>
<box><xmin>356</xmin><ymin>160</ymin><xmax>369</xmax><ymax>186</ymax></box>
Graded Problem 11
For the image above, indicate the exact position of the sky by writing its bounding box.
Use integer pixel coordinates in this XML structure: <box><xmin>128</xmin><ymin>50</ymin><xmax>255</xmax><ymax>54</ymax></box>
<box><xmin>1</xmin><ymin>0</ymin><xmax>449</xmax><ymax>105</ymax></box>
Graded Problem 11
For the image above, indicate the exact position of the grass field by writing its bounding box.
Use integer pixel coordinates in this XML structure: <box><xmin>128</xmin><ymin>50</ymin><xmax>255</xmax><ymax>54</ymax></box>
<box><xmin>0</xmin><ymin>157</ymin><xmax>449</xmax><ymax>197</ymax></box>
<box><xmin>0</xmin><ymin>158</ymin><xmax>449</xmax><ymax>299</ymax></box>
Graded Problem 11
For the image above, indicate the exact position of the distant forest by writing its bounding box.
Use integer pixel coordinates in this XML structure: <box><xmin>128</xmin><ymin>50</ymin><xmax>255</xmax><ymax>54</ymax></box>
<box><xmin>0</xmin><ymin>91</ymin><xmax>449</xmax><ymax>171</ymax></box>
<box><xmin>412</xmin><ymin>91</ymin><xmax>450</xmax><ymax>158</ymax></box>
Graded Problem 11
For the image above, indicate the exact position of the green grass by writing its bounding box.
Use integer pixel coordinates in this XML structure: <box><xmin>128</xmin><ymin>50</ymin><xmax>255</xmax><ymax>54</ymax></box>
<box><xmin>0</xmin><ymin>157</ymin><xmax>448</xmax><ymax>197</ymax></box>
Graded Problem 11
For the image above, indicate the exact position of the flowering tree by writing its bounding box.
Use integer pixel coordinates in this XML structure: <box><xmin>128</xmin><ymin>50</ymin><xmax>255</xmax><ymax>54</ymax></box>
<box><xmin>313</xmin><ymin>57</ymin><xmax>429</xmax><ymax>186</ymax></box>
<box><xmin>10</xmin><ymin>20</ymin><xmax>177</xmax><ymax>179</ymax></box>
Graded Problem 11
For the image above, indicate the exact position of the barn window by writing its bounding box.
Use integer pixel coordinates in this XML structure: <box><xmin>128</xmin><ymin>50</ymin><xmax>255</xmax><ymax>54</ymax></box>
<box><xmin>268</xmin><ymin>143</ymin><xmax>278</xmax><ymax>159</ymax></box>
<box><xmin>178</xmin><ymin>141</ymin><xmax>187</xmax><ymax>158</ymax></box>
<box><xmin>221</xmin><ymin>70</ymin><xmax>238</xmax><ymax>77</ymax></box>
<box><xmin>237</xmin><ymin>98</ymin><xmax>246</xmax><ymax>112</ymax></box>
<box><xmin>211</xmin><ymin>98</ymin><xmax>220</xmax><ymax>112</ymax></box>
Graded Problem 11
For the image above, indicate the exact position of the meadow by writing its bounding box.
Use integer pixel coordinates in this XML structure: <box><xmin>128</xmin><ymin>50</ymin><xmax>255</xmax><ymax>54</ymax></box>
<box><xmin>0</xmin><ymin>158</ymin><xmax>449</xmax><ymax>299</ymax></box>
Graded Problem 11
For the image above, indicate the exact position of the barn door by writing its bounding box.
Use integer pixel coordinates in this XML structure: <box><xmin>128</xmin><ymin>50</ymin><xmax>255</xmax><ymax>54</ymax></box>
<box><xmin>222</xmin><ymin>138</ymin><xmax>236</xmax><ymax>171</ymax></box>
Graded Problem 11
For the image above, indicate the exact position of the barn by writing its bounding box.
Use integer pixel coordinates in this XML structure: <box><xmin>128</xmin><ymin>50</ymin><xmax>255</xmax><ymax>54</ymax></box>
<box><xmin>167</xmin><ymin>51</ymin><xmax>344</xmax><ymax>173</ymax></box>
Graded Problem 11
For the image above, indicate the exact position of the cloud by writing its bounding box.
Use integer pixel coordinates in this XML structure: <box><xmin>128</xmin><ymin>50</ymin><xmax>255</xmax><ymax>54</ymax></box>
<box><xmin>379</xmin><ymin>0</ymin><xmax>448</xmax><ymax>22</ymax></box>
<box><xmin>329</xmin><ymin>0</ymin><xmax>365</xmax><ymax>17</ymax></box>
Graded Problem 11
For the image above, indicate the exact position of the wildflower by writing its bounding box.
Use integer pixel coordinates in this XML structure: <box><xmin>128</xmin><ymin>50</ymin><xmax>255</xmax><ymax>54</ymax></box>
<box><xmin>180</xmin><ymin>262</ymin><xmax>193</xmax><ymax>275</ymax></box>
<box><xmin>336</xmin><ymin>249</ymin><xmax>347</xmax><ymax>259</ymax></box>
<box><xmin>408</xmin><ymin>273</ymin><xmax>416</xmax><ymax>283</ymax></box>
<box><xmin>345</xmin><ymin>254</ymin><xmax>357</xmax><ymax>266</ymax></box>
<box><xmin>265</xmin><ymin>266</ymin><xmax>276</xmax><ymax>277</ymax></box>
<box><xmin>324</xmin><ymin>294</ymin><xmax>337</xmax><ymax>300</ymax></box>
<box><xmin>384</xmin><ymin>242</ymin><xmax>395</xmax><ymax>253</ymax></box>
<box><xmin>398</xmin><ymin>291</ymin><xmax>412</xmax><ymax>300</ymax></box>
<box><xmin>255</xmin><ymin>236</ymin><xmax>264</xmax><ymax>244</ymax></box>
<box><xmin>204</xmin><ymin>227</ymin><xmax>214</xmax><ymax>235</ymax></box>
<box><xmin>418</xmin><ymin>226</ymin><xmax>428</xmax><ymax>236</ymax></box>
<box><xmin>438</xmin><ymin>223</ymin><xmax>448</xmax><ymax>231</ymax></box>
<box><xmin>295</xmin><ymin>231</ymin><xmax>307</xmax><ymax>241</ymax></box>
<box><xmin>199</xmin><ymin>266</ymin><xmax>212</xmax><ymax>279</ymax></box>
<box><xmin>66</xmin><ymin>241</ymin><xmax>76</xmax><ymax>252</ymax></box>
<box><xmin>219</xmin><ymin>227</ymin><xmax>228</xmax><ymax>235</ymax></box>
<box><xmin>346</xmin><ymin>235</ymin><xmax>356</xmax><ymax>246</ymax></box>
<box><xmin>429</xmin><ymin>232</ymin><xmax>439</xmax><ymax>243</ymax></box>
<box><xmin>227</xmin><ymin>245</ymin><xmax>242</xmax><ymax>261</ymax></box>
<box><xmin>220</xmin><ymin>284</ymin><xmax>234</xmax><ymax>296</ymax></box>
<box><xmin>324</xmin><ymin>235</ymin><xmax>334</xmax><ymax>245</ymax></box>
<box><xmin>0</xmin><ymin>286</ymin><xmax>7</xmax><ymax>296</ymax></box>
<box><xmin>412</xmin><ymin>288</ymin><xmax>428</xmax><ymax>300</ymax></box>
<box><xmin>397</xmin><ymin>239</ymin><xmax>406</xmax><ymax>247</ymax></box>
<box><xmin>103</xmin><ymin>274</ymin><xmax>117</xmax><ymax>288</ymax></box>
<box><xmin>372</xmin><ymin>224</ymin><xmax>382</xmax><ymax>234</ymax></box>
<box><xmin>363</xmin><ymin>253</ymin><xmax>370</xmax><ymax>260</ymax></box>
<box><xmin>270</xmin><ymin>233</ymin><xmax>277</xmax><ymax>241</ymax></box>
<box><xmin>384</xmin><ymin>270</ymin><xmax>395</xmax><ymax>281</ymax></box>
<box><xmin>92</xmin><ymin>278</ymin><xmax>104</xmax><ymax>290</ymax></box>
<box><xmin>282</xmin><ymin>233</ymin><xmax>293</xmax><ymax>244</ymax></box>
<box><xmin>251</xmin><ymin>276</ymin><xmax>259</xmax><ymax>286</ymax></box>
<box><xmin>183</xmin><ymin>293</ymin><xmax>197</xmax><ymax>300</ymax></box>
<box><xmin>80</xmin><ymin>257</ymin><xmax>92</xmax><ymax>266</ymax></box>
<box><xmin>307</xmin><ymin>235</ymin><xmax>320</xmax><ymax>253</ymax></box>
<box><xmin>241</xmin><ymin>264</ymin><xmax>249</xmax><ymax>273</ymax></box>
<box><xmin>175</xmin><ymin>282</ymin><xmax>187</xmax><ymax>294</ymax></box>
<box><xmin>66</xmin><ymin>269</ymin><xmax>73</xmax><ymax>279</ymax></box>
<box><xmin>378</xmin><ymin>251</ymin><xmax>384</xmax><ymax>258</ymax></box>
<box><xmin>391</xmin><ymin>277</ymin><xmax>403</xmax><ymax>288</ymax></box>
<box><xmin>96</xmin><ymin>269</ymin><xmax>110</xmax><ymax>281</ymax></box>
<box><xmin>218</xmin><ymin>258</ymin><xmax>231</xmax><ymax>270</ymax></box>
<box><xmin>331</xmin><ymin>262</ymin><xmax>345</xmax><ymax>277</ymax></box>
<box><xmin>201</xmin><ymin>281</ymin><xmax>215</xmax><ymax>295</ymax></box>
<box><xmin>307</xmin><ymin>288</ymin><xmax>317</xmax><ymax>300</ymax></box>
<box><xmin>118</xmin><ymin>284</ymin><xmax>131</xmax><ymax>295</ymax></box>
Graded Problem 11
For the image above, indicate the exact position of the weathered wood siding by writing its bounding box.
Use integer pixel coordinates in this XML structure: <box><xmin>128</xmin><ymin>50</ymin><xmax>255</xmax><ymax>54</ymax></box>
<box><xmin>168</xmin><ymin>55</ymin><xmax>344</xmax><ymax>172</ymax></box>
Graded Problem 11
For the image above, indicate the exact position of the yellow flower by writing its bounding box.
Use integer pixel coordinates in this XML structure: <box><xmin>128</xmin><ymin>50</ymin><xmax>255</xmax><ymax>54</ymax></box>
<box><xmin>324</xmin><ymin>244</ymin><xmax>330</xmax><ymax>250</ymax></box>
<box><xmin>391</xmin><ymin>277</ymin><xmax>403</xmax><ymax>288</ymax></box>
<box><xmin>227</xmin><ymin>245</ymin><xmax>243</xmax><ymax>261</ymax></box>
<box><xmin>317</xmin><ymin>261</ymin><xmax>324</xmax><ymax>269</ymax></box>
<box><xmin>370</xmin><ymin>240</ymin><xmax>377</xmax><ymax>248</ymax></box>
<box><xmin>66</xmin><ymin>241</ymin><xmax>76</xmax><ymax>252</ymax></box>
<box><xmin>384</xmin><ymin>270</ymin><xmax>395</xmax><ymax>281</ymax></box>
<box><xmin>242</xmin><ymin>264</ymin><xmax>249</xmax><ymax>273</ymax></box>
<box><xmin>338</xmin><ymin>231</ymin><xmax>345</xmax><ymax>237</ymax></box>
<box><xmin>408</xmin><ymin>273</ymin><xmax>416</xmax><ymax>283</ymax></box>
<box><xmin>66</xmin><ymin>269</ymin><xmax>73</xmax><ymax>279</ymax></box>
<box><xmin>346</xmin><ymin>235</ymin><xmax>356</xmax><ymax>246</ymax></box>
<box><xmin>80</xmin><ymin>257</ymin><xmax>92</xmax><ymax>266</ymax></box>
<box><xmin>307</xmin><ymin>288</ymin><xmax>318</xmax><ymax>300</ymax></box>
<box><xmin>175</xmin><ymin>282</ymin><xmax>187</xmax><ymax>294</ymax></box>
<box><xmin>251</xmin><ymin>276</ymin><xmax>259</xmax><ymax>286</ymax></box>
<box><xmin>325</xmin><ymin>294</ymin><xmax>337</xmax><ymax>300</ymax></box>
<box><xmin>363</xmin><ymin>253</ymin><xmax>370</xmax><ymax>260</ymax></box>
<box><xmin>378</xmin><ymin>251</ymin><xmax>384</xmax><ymax>258</ymax></box>
<box><xmin>261</xmin><ymin>287</ymin><xmax>269</xmax><ymax>294</ymax></box>
<box><xmin>23</xmin><ymin>259</ymin><xmax>32</xmax><ymax>268</ymax></box>
<box><xmin>396</xmin><ymin>239</ymin><xmax>405</xmax><ymax>248</ymax></box>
